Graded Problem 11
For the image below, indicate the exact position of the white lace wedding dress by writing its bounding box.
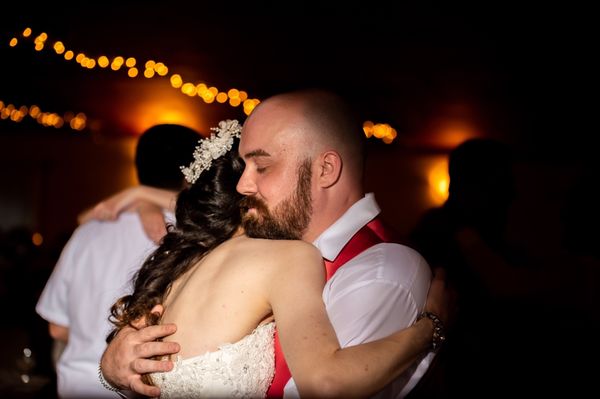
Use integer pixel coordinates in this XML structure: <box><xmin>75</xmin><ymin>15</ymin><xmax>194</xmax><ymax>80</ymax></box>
<box><xmin>149</xmin><ymin>322</ymin><xmax>275</xmax><ymax>398</ymax></box>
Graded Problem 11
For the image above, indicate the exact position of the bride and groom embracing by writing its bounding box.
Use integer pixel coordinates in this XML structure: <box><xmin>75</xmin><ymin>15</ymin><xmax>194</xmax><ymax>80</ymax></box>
<box><xmin>99</xmin><ymin>89</ymin><xmax>448</xmax><ymax>398</ymax></box>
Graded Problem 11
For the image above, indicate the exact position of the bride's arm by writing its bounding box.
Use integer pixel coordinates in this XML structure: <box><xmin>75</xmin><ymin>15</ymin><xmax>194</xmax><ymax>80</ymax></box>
<box><xmin>77</xmin><ymin>185</ymin><xmax>178</xmax><ymax>224</ymax></box>
<box><xmin>77</xmin><ymin>186</ymin><xmax>178</xmax><ymax>243</ymax></box>
<box><xmin>269</xmin><ymin>243</ymin><xmax>447</xmax><ymax>398</ymax></box>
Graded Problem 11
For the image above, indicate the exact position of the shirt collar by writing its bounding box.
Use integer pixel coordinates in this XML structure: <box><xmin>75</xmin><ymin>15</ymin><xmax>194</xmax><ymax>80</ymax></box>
<box><xmin>313</xmin><ymin>193</ymin><xmax>380</xmax><ymax>261</ymax></box>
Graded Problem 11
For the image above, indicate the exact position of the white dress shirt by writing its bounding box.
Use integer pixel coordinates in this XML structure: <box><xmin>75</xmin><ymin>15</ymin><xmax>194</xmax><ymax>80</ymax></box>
<box><xmin>284</xmin><ymin>193</ymin><xmax>433</xmax><ymax>398</ymax></box>
<box><xmin>36</xmin><ymin>212</ymin><xmax>169</xmax><ymax>398</ymax></box>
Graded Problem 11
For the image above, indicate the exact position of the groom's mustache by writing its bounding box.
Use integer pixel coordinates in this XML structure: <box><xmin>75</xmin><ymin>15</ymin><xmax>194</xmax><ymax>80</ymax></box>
<box><xmin>240</xmin><ymin>196</ymin><xmax>270</xmax><ymax>216</ymax></box>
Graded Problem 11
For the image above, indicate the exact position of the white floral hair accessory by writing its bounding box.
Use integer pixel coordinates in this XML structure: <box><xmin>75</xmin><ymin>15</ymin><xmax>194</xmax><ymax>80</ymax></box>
<box><xmin>180</xmin><ymin>119</ymin><xmax>242</xmax><ymax>184</ymax></box>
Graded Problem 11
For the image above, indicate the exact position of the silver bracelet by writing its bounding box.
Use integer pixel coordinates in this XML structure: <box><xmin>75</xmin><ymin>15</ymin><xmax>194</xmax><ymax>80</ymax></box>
<box><xmin>98</xmin><ymin>362</ymin><xmax>128</xmax><ymax>398</ymax></box>
<box><xmin>417</xmin><ymin>311</ymin><xmax>446</xmax><ymax>352</ymax></box>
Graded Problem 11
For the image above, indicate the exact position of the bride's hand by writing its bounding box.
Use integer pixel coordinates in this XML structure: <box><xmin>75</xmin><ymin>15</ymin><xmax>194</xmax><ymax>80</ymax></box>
<box><xmin>137</xmin><ymin>203</ymin><xmax>168</xmax><ymax>244</ymax></box>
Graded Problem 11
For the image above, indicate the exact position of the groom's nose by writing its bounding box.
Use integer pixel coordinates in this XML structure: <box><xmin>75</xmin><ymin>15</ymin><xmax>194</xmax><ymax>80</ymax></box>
<box><xmin>236</xmin><ymin>167</ymin><xmax>257</xmax><ymax>196</ymax></box>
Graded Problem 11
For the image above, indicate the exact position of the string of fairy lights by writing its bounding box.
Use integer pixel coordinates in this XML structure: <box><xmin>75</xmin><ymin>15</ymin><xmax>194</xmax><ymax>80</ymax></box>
<box><xmin>0</xmin><ymin>100</ymin><xmax>87</xmax><ymax>131</ymax></box>
<box><xmin>3</xmin><ymin>27</ymin><xmax>397</xmax><ymax>143</ymax></box>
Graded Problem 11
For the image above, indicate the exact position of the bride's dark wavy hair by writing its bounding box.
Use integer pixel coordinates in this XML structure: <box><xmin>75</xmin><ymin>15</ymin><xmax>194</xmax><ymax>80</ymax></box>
<box><xmin>107</xmin><ymin>138</ymin><xmax>244</xmax><ymax>342</ymax></box>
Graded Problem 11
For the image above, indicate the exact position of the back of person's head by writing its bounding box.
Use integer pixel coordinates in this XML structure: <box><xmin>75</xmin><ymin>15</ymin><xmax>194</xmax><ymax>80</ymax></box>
<box><xmin>135</xmin><ymin>124</ymin><xmax>200</xmax><ymax>190</ymax></box>
<box><xmin>448</xmin><ymin>137</ymin><xmax>515</xmax><ymax>209</ymax></box>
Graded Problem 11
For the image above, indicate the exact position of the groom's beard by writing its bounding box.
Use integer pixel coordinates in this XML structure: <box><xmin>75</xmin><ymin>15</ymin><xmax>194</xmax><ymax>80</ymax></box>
<box><xmin>241</xmin><ymin>160</ymin><xmax>313</xmax><ymax>240</ymax></box>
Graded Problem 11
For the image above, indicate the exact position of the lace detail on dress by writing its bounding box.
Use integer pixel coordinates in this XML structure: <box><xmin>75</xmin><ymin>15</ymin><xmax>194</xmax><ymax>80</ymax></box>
<box><xmin>150</xmin><ymin>322</ymin><xmax>275</xmax><ymax>399</ymax></box>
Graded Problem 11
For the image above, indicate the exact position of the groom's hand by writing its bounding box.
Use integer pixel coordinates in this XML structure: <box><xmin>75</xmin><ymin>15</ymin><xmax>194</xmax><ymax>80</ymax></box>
<box><xmin>100</xmin><ymin>321</ymin><xmax>179</xmax><ymax>397</ymax></box>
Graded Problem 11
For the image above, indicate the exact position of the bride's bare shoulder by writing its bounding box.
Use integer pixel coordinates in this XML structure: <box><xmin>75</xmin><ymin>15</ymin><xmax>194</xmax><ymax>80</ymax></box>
<box><xmin>229</xmin><ymin>235</ymin><xmax>320</xmax><ymax>259</ymax></box>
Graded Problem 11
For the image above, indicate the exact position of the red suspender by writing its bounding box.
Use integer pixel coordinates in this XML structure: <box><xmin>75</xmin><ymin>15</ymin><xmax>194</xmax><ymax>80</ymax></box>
<box><xmin>325</xmin><ymin>217</ymin><xmax>394</xmax><ymax>279</ymax></box>
<box><xmin>266</xmin><ymin>217</ymin><xmax>395</xmax><ymax>398</ymax></box>
<box><xmin>267</xmin><ymin>332</ymin><xmax>290</xmax><ymax>397</ymax></box>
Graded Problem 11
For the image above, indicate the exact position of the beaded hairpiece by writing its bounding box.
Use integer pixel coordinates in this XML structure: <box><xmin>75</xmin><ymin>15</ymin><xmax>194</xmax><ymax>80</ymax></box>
<box><xmin>180</xmin><ymin>119</ymin><xmax>242</xmax><ymax>184</ymax></box>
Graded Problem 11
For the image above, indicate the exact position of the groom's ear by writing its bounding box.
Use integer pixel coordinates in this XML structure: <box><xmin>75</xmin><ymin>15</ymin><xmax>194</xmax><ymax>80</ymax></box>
<box><xmin>317</xmin><ymin>150</ymin><xmax>342</xmax><ymax>188</ymax></box>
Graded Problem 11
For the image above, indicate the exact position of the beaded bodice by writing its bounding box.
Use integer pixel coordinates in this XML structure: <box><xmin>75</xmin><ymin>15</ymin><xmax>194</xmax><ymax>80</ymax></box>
<box><xmin>150</xmin><ymin>322</ymin><xmax>275</xmax><ymax>398</ymax></box>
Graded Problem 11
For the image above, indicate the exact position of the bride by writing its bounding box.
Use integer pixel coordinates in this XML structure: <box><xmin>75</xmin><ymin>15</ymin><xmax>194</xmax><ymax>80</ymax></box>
<box><xmin>106</xmin><ymin>120</ymin><xmax>447</xmax><ymax>398</ymax></box>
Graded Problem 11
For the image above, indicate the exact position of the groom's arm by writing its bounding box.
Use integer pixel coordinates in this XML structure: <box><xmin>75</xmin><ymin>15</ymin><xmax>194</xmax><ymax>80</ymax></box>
<box><xmin>100</xmin><ymin>323</ymin><xmax>179</xmax><ymax>397</ymax></box>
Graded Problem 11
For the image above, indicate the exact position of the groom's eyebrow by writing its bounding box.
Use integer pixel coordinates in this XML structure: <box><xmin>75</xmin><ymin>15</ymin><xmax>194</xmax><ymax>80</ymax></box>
<box><xmin>243</xmin><ymin>149</ymin><xmax>270</xmax><ymax>159</ymax></box>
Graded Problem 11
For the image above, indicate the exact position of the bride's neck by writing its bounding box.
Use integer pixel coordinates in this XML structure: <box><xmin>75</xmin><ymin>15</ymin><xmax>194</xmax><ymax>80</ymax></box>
<box><xmin>232</xmin><ymin>225</ymin><xmax>245</xmax><ymax>238</ymax></box>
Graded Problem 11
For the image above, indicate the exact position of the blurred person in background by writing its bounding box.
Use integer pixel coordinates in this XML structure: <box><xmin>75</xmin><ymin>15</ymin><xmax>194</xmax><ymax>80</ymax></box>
<box><xmin>35</xmin><ymin>124</ymin><xmax>200</xmax><ymax>398</ymax></box>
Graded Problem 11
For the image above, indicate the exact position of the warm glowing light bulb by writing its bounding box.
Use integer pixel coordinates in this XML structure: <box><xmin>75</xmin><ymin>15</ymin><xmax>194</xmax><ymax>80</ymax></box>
<box><xmin>196</xmin><ymin>83</ymin><xmax>208</xmax><ymax>96</ymax></box>
<box><xmin>373</xmin><ymin>124</ymin><xmax>388</xmax><ymax>139</ymax></box>
<box><xmin>29</xmin><ymin>105</ymin><xmax>41</xmax><ymax>118</ymax></box>
<box><xmin>170</xmin><ymin>74</ymin><xmax>183</xmax><ymax>88</ymax></box>
<box><xmin>181</xmin><ymin>83</ymin><xmax>197</xmax><ymax>96</ymax></box>
<box><xmin>227</xmin><ymin>89</ymin><xmax>240</xmax><ymax>98</ymax></box>
<box><xmin>32</xmin><ymin>233</ymin><xmax>43</xmax><ymax>246</ymax></box>
<box><xmin>156</xmin><ymin>65</ymin><xmax>168</xmax><ymax>76</ymax></box>
<box><xmin>202</xmin><ymin>92</ymin><xmax>215</xmax><ymax>103</ymax></box>
<box><xmin>243</xmin><ymin>99</ymin><xmax>259</xmax><ymax>115</ymax></box>
<box><xmin>98</xmin><ymin>56</ymin><xmax>110</xmax><ymax>68</ymax></box>
<box><xmin>216</xmin><ymin>92</ymin><xmax>228</xmax><ymax>103</ymax></box>
<box><xmin>53</xmin><ymin>41</ymin><xmax>65</xmax><ymax>54</ymax></box>
<box><xmin>111</xmin><ymin>56</ymin><xmax>124</xmax><ymax>70</ymax></box>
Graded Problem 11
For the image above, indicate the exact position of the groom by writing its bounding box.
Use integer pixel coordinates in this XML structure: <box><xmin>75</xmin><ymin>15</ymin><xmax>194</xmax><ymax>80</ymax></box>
<box><xmin>101</xmin><ymin>89</ymin><xmax>434</xmax><ymax>398</ymax></box>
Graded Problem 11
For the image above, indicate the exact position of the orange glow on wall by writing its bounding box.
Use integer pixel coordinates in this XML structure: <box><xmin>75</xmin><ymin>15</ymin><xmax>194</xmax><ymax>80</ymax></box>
<box><xmin>436</xmin><ymin>121</ymin><xmax>477</xmax><ymax>149</ymax></box>
<box><xmin>112</xmin><ymin>79</ymin><xmax>207</xmax><ymax>136</ymax></box>
<box><xmin>414</xmin><ymin>103</ymin><xmax>481</xmax><ymax>150</ymax></box>
<box><xmin>427</xmin><ymin>157</ymin><xmax>450</xmax><ymax>205</ymax></box>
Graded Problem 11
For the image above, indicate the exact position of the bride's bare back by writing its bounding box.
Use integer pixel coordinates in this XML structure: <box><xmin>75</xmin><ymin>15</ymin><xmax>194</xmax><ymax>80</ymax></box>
<box><xmin>152</xmin><ymin>233</ymin><xmax>434</xmax><ymax>398</ymax></box>
<box><xmin>160</xmin><ymin>234</ymin><xmax>324</xmax><ymax>359</ymax></box>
